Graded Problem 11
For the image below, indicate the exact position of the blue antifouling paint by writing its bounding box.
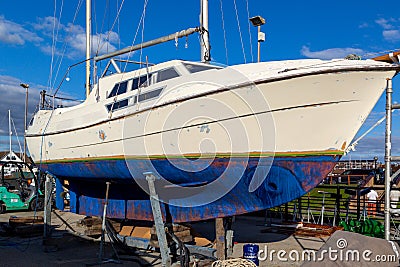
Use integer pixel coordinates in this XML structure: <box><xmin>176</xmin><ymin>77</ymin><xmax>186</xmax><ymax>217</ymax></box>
<box><xmin>55</xmin><ymin>177</ymin><xmax>64</xmax><ymax>211</ymax></box>
<box><xmin>41</xmin><ymin>155</ymin><xmax>339</xmax><ymax>222</ymax></box>
<box><xmin>243</xmin><ymin>243</ymin><xmax>259</xmax><ymax>266</ymax></box>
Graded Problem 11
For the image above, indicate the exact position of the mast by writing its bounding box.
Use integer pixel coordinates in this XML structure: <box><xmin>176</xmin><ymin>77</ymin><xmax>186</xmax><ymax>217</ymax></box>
<box><xmin>85</xmin><ymin>0</ymin><xmax>91</xmax><ymax>97</ymax></box>
<box><xmin>8</xmin><ymin>109</ymin><xmax>11</xmax><ymax>156</ymax></box>
<box><xmin>200</xmin><ymin>0</ymin><xmax>210</xmax><ymax>62</ymax></box>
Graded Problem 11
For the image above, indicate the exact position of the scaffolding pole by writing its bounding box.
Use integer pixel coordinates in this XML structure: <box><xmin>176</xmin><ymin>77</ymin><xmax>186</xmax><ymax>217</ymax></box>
<box><xmin>385</xmin><ymin>79</ymin><xmax>393</xmax><ymax>240</ymax></box>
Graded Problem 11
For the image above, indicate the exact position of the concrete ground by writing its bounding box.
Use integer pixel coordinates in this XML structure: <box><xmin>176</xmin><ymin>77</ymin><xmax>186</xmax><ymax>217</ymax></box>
<box><xmin>192</xmin><ymin>215</ymin><xmax>328</xmax><ymax>266</ymax></box>
<box><xmin>0</xmin><ymin>209</ymin><xmax>332</xmax><ymax>266</ymax></box>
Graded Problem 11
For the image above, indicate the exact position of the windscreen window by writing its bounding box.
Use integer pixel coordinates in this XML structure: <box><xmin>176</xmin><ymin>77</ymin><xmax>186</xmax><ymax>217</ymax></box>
<box><xmin>183</xmin><ymin>63</ymin><xmax>219</xmax><ymax>73</ymax></box>
<box><xmin>108</xmin><ymin>81</ymin><xmax>128</xmax><ymax>98</ymax></box>
<box><xmin>156</xmin><ymin>68</ymin><xmax>179</xmax><ymax>83</ymax></box>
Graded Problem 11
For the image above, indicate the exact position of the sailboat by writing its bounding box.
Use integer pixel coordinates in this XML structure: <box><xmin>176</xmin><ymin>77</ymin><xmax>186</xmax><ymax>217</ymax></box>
<box><xmin>26</xmin><ymin>1</ymin><xmax>400</xmax><ymax>222</ymax></box>
<box><xmin>1</xmin><ymin>110</ymin><xmax>23</xmax><ymax>176</ymax></box>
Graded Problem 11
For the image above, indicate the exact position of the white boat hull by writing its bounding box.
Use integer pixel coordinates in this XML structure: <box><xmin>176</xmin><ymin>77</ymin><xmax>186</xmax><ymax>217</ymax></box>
<box><xmin>26</xmin><ymin>59</ymin><xmax>399</xmax><ymax>221</ymax></box>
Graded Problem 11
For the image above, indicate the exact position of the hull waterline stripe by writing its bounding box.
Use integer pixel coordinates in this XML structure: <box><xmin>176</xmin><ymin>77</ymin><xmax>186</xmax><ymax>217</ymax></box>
<box><xmin>38</xmin><ymin>150</ymin><xmax>343</xmax><ymax>164</ymax></box>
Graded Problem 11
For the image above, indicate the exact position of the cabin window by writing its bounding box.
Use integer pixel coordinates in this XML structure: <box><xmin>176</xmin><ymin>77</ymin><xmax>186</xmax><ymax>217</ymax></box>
<box><xmin>106</xmin><ymin>98</ymin><xmax>129</xmax><ymax>111</ymax></box>
<box><xmin>156</xmin><ymin>68</ymin><xmax>179</xmax><ymax>83</ymax></box>
<box><xmin>108</xmin><ymin>81</ymin><xmax>128</xmax><ymax>98</ymax></box>
<box><xmin>132</xmin><ymin>74</ymin><xmax>152</xmax><ymax>90</ymax></box>
<box><xmin>138</xmin><ymin>88</ymin><xmax>163</xmax><ymax>102</ymax></box>
<box><xmin>183</xmin><ymin>63</ymin><xmax>219</xmax><ymax>73</ymax></box>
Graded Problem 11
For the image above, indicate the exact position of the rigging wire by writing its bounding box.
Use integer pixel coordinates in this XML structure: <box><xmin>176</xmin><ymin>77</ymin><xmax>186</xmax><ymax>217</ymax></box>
<box><xmin>49</xmin><ymin>0</ymin><xmax>83</xmax><ymax>95</ymax></box>
<box><xmin>116</xmin><ymin>0</ymin><xmax>122</xmax><ymax>69</ymax></box>
<box><xmin>47</xmin><ymin>0</ymin><xmax>58</xmax><ymax>93</ymax></box>
<box><xmin>92</xmin><ymin>0</ymin><xmax>98</xmax><ymax>51</ymax></box>
<box><xmin>245</xmin><ymin>0</ymin><xmax>254</xmax><ymax>63</ymax></box>
<box><xmin>139</xmin><ymin>0</ymin><xmax>149</xmax><ymax>65</ymax></box>
<box><xmin>94</xmin><ymin>0</ymin><xmax>110</xmax><ymax>56</ymax></box>
<box><xmin>109</xmin><ymin>0</ymin><xmax>148</xmax><ymax>117</ymax></box>
<box><xmin>219</xmin><ymin>0</ymin><xmax>229</xmax><ymax>65</ymax></box>
<box><xmin>0</xmin><ymin>113</ymin><xmax>8</xmax><ymax>149</ymax></box>
<box><xmin>107</xmin><ymin>0</ymin><xmax>150</xmax><ymax>115</ymax></box>
<box><xmin>125</xmin><ymin>0</ymin><xmax>149</xmax><ymax>74</ymax></box>
<box><xmin>0</xmin><ymin>113</ymin><xmax>7</xmax><ymax>131</ymax></box>
<box><xmin>233</xmin><ymin>0</ymin><xmax>247</xmax><ymax>63</ymax></box>
<box><xmin>120</xmin><ymin>0</ymin><xmax>149</xmax><ymax>68</ymax></box>
<box><xmin>95</xmin><ymin>0</ymin><xmax>126</xmax><ymax>57</ymax></box>
<box><xmin>50</xmin><ymin>0</ymin><xmax>65</xmax><ymax>93</ymax></box>
<box><xmin>10</xmin><ymin>117</ymin><xmax>23</xmax><ymax>159</ymax></box>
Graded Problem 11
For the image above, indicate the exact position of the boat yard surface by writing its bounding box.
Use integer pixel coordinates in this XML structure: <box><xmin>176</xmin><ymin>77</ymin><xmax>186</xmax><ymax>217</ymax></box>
<box><xmin>0</xmin><ymin>210</ymin><xmax>327</xmax><ymax>267</ymax></box>
<box><xmin>0</xmin><ymin>210</ymin><xmax>398</xmax><ymax>266</ymax></box>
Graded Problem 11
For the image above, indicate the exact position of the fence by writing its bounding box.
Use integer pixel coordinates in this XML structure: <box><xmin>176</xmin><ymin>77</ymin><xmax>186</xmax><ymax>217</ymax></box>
<box><xmin>266</xmin><ymin>184</ymin><xmax>400</xmax><ymax>228</ymax></box>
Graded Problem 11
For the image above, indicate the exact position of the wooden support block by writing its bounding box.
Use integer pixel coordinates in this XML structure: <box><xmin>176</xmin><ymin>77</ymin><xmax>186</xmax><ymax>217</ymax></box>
<box><xmin>172</xmin><ymin>229</ymin><xmax>191</xmax><ymax>238</ymax></box>
<box><xmin>119</xmin><ymin>226</ymin><xmax>134</xmax><ymax>236</ymax></box>
<box><xmin>131</xmin><ymin>226</ymin><xmax>151</xmax><ymax>239</ymax></box>
<box><xmin>9</xmin><ymin>216</ymin><xmax>44</xmax><ymax>228</ymax></box>
<box><xmin>150</xmin><ymin>223</ymin><xmax>190</xmax><ymax>235</ymax></box>
<box><xmin>215</xmin><ymin>218</ymin><xmax>226</xmax><ymax>260</ymax></box>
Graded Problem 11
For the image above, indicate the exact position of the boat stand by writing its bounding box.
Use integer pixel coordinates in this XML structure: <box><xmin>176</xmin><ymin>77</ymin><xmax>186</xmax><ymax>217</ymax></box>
<box><xmin>142</xmin><ymin>172</ymin><xmax>224</xmax><ymax>266</ymax></box>
<box><xmin>144</xmin><ymin>172</ymin><xmax>172</xmax><ymax>267</ymax></box>
<box><xmin>112</xmin><ymin>173</ymin><xmax>220</xmax><ymax>266</ymax></box>
<box><xmin>89</xmin><ymin>181</ymin><xmax>121</xmax><ymax>266</ymax></box>
<box><xmin>44</xmin><ymin>174</ymin><xmax>53</xmax><ymax>238</ymax></box>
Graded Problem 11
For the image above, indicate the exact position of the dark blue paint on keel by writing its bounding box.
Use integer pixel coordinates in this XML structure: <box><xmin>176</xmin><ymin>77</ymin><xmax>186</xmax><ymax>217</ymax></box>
<box><xmin>50</xmin><ymin>155</ymin><xmax>339</xmax><ymax>222</ymax></box>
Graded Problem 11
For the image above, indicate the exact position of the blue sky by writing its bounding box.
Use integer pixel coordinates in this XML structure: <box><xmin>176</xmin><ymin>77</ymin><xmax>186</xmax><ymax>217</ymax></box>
<box><xmin>0</xmin><ymin>0</ymin><xmax>399</xmax><ymax>162</ymax></box>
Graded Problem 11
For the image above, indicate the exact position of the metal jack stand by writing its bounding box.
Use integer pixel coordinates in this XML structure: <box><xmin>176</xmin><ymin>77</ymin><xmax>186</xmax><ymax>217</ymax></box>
<box><xmin>93</xmin><ymin>181</ymin><xmax>121</xmax><ymax>265</ymax></box>
<box><xmin>44</xmin><ymin>174</ymin><xmax>53</xmax><ymax>238</ymax></box>
<box><xmin>42</xmin><ymin>173</ymin><xmax>58</xmax><ymax>252</ymax></box>
<box><xmin>144</xmin><ymin>172</ymin><xmax>171</xmax><ymax>267</ymax></box>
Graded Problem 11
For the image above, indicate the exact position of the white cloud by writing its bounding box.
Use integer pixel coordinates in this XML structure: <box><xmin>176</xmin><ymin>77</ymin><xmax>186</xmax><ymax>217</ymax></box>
<box><xmin>48</xmin><ymin>20</ymin><xmax>120</xmax><ymax>59</ymax></box>
<box><xmin>301</xmin><ymin>46</ymin><xmax>364</xmax><ymax>60</ymax></box>
<box><xmin>92</xmin><ymin>31</ymin><xmax>119</xmax><ymax>55</ymax></box>
<box><xmin>0</xmin><ymin>16</ymin><xmax>42</xmax><ymax>45</ymax></box>
<box><xmin>375</xmin><ymin>18</ymin><xmax>400</xmax><ymax>42</ymax></box>
<box><xmin>343</xmin><ymin>135</ymin><xmax>400</xmax><ymax>161</ymax></box>
<box><xmin>0</xmin><ymin>75</ymin><xmax>83</xmax><ymax>152</ymax></box>
<box><xmin>383</xmin><ymin>30</ymin><xmax>400</xmax><ymax>42</ymax></box>
<box><xmin>0</xmin><ymin>75</ymin><xmax>41</xmax><ymax>141</ymax></box>
<box><xmin>0</xmin><ymin>15</ymin><xmax>120</xmax><ymax>59</ymax></box>
<box><xmin>33</xmin><ymin>16</ymin><xmax>64</xmax><ymax>37</ymax></box>
<box><xmin>375</xmin><ymin>18</ymin><xmax>394</xmax><ymax>30</ymax></box>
